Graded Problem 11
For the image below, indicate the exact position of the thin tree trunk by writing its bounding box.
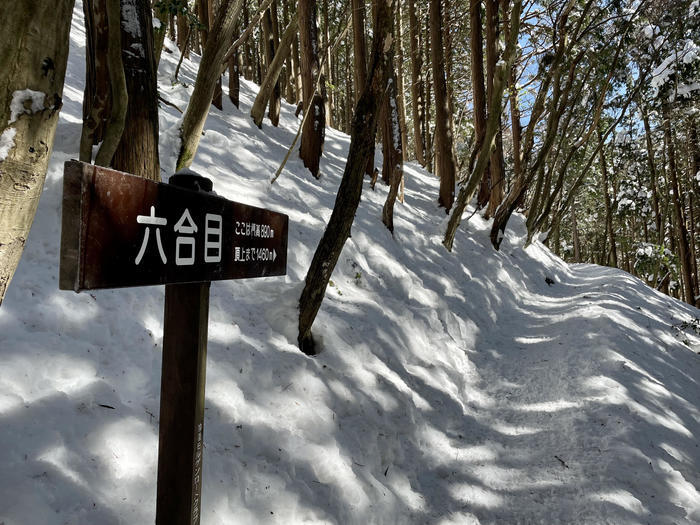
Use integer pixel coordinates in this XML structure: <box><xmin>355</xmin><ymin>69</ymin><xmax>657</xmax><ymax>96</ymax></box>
<box><xmin>598</xmin><ymin>128</ymin><xmax>617</xmax><ymax>267</ymax></box>
<box><xmin>250</xmin><ymin>16</ymin><xmax>297</xmax><ymax>127</ymax></box>
<box><xmin>0</xmin><ymin>0</ymin><xmax>75</xmax><ymax>305</ymax></box>
<box><xmin>321</xmin><ymin>0</ymin><xmax>333</xmax><ymax>128</ymax></box>
<box><xmin>298</xmin><ymin>0</ymin><xmax>395</xmax><ymax>353</ymax></box>
<box><xmin>408</xmin><ymin>0</ymin><xmax>425</xmax><ymax>166</ymax></box>
<box><xmin>228</xmin><ymin>22</ymin><xmax>241</xmax><ymax>107</ymax></box>
<box><xmin>641</xmin><ymin>104</ymin><xmax>662</xmax><ymax>244</ymax></box>
<box><xmin>177</xmin><ymin>0</ymin><xmax>244</xmax><ymax>171</ymax></box>
<box><xmin>395</xmin><ymin>0</ymin><xmax>409</xmax><ymax>163</ymax></box>
<box><xmin>663</xmin><ymin>102</ymin><xmax>695</xmax><ymax>305</ymax></box>
<box><xmin>471</xmin><ymin>0</ymin><xmax>488</xmax><ymax>206</ymax></box>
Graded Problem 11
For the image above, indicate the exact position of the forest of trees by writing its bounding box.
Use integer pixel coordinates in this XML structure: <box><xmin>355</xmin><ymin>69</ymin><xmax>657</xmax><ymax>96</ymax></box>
<box><xmin>0</xmin><ymin>0</ymin><xmax>699</xmax><ymax>350</ymax></box>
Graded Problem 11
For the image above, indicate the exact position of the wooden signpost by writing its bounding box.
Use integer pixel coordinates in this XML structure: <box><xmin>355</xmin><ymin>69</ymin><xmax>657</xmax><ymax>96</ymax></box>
<box><xmin>59</xmin><ymin>160</ymin><xmax>288</xmax><ymax>525</ymax></box>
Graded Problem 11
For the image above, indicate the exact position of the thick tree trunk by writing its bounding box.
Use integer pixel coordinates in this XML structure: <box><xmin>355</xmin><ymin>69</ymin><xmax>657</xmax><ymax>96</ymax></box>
<box><xmin>430</xmin><ymin>0</ymin><xmax>456</xmax><ymax>212</ymax></box>
<box><xmin>298</xmin><ymin>0</ymin><xmax>325</xmax><ymax>178</ymax></box>
<box><xmin>111</xmin><ymin>0</ymin><xmax>160</xmax><ymax>181</ymax></box>
<box><xmin>177</xmin><ymin>0</ymin><xmax>244</xmax><ymax>171</ymax></box>
<box><xmin>298</xmin><ymin>0</ymin><xmax>395</xmax><ymax>353</ymax></box>
<box><xmin>484</xmin><ymin>0</ymin><xmax>505</xmax><ymax>218</ymax></box>
<box><xmin>0</xmin><ymin>0</ymin><xmax>75</xmax><ymax>305</ymax></box>
<box><xmin>408</xmin><ymin>0</ymin><xmax>425</xmax><ymax>166</ymax></box>
<box><xmin>93</xmin><ymin>0</ymin><xmax>128</xmax><ymax>167</ymax></box>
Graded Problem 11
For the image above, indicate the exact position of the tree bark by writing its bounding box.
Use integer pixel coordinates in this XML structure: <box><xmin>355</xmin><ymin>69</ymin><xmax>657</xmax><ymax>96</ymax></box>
<box><xmin>176</xmin><ymin>0</ymin><xmax>244</xmax><ymax>171</ymax></box>
<box><xmin>261</xmin><ymin>4</ymin><xmax>281</xmax><ymax>126</ymax></box>
<box><xmin>444</xmin><ymin>0</ymin><xmax>522</xmax><ymax>251</ymax></box>
<box><xmin>80</xmin><ymin>0</ymin><xmax>111</xmax><ymax>163</ymax></box>
<box><xmin>321</xmin><ymin>0</ymin><xmax>333</xmax><ymax>128</ymax></box>
<box><xmin>484</xmin><ymin>0</ymin><xmax>505</xmax><ymax>218</ymax></box>
<box><xmin>408</xmin><ymin>0</ymin><xmax>425</xmax><ymax>166</ymax></box>
<box><xmin>93</xmin><ymin>0</ymin><xmax>128</xmax><ymax>167</ymax></box>
<box><xmin>0</xmin><ymin>0</ymin><xmax>75</xmax><ymax>305</ymax></box>
<box><xmin>298</xmin><ymin>0</ymin><xmax>395</xmax><ymax>353</ymax></box>
<box><xmin>298</xmin><ymin>0</ymin><xmax>325</xmax><ymax>178</ymax></box>
<box><xmin>250</xmin><ymin>15</ymin><xmax>297</xmax><ymax>128</ymax></box>
<box><xmin>598</xmin><ymin>128</ymin><xmax>617</xmax><ymax>267</ymax></box>
<box><xmin>111</xmin><ymin>0</ymin><xmax>160</xmax><ymax>181</ymax></box>
<box><xmin>471</xmin><ymin>0</ymin><xmax>488</xmax><ymax>206</ymax></box>
<box><xmin>430</xmin><ymin>0</ymin><xmax>457</xmax><ymax>212</ymax></box>
<box><xmin>351</xmin><ymin>0</ymin><xmax>373</xmax><ymax>176</ymax></box>
<box><xmin>663</xmin><ymin>102</ymin><xmax>696</xmax><ymax>305</ymax></box>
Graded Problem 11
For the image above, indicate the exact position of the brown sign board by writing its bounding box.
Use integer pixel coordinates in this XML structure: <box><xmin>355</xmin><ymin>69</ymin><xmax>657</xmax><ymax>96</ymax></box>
<box><xmin>60</xmin><ymin>160</ymin><xmax>288</xmax><ymax>291</ymax></box>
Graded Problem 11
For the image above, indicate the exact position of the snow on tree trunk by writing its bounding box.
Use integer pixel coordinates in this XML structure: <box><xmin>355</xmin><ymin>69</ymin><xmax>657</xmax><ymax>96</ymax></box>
<box><xmin>298</xmin><ymin>0</ymin><xmax>325</xmax><ymax>179</ymax></box>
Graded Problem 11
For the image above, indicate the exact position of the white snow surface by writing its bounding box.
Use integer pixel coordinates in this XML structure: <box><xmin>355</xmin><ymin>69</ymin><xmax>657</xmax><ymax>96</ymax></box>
<box><xmin>8</xmin><ymin>89</ymin><xmax>46</xmax><ymax>124</ymax></box>
<box><xmin>1</xmin><ymin>4</ymin><xmax>699</xmax><ymax>524</ymax></box>
<box><xmin>0</xmin><ymin>127</ymin><xmax>17</xmax><ymax>162</ymax></box>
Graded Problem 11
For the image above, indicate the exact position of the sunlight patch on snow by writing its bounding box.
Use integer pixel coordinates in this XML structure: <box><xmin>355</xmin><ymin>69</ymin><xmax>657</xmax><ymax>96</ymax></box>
<box><xmin>92</xmin><ymin>417</ymin><xmax>157</xmax><ymax>480</ymax></box>
<box><xmin>590</xmin><ymin>490</ymin><xmax>647</xmax><ymax>515</ymax></box>
<box><xmin>49</xmin><ymin>293</ymin><xmax>100</xmax><ymax>324</ymax></box>
<box><xmin>514</xmin><ymin>399</ymin><xmax>582</xmax><ymax>412</ymax></box>
<box><xmin>514</xmin><ymin>335</ymin><xmax>556</xmax><ymax>344</ymax></box>
<box><xmin>0</xmin><ymin>353</ymin><xmax>97</xmax><ymax>406</ymax></box>
<box><xmin>448</xmin><ymin>483</ymin><xmax>505</xmax><ymax>508</ymax></box>
<box><xmin>38</xmin><ymin>445</ymin><xmax>89</xmax><ymax>490</ymax></box>
<box><xmin>488</xmin><ymin>421</ymin><xmax>543</xmax><ymax>436</ymax></box>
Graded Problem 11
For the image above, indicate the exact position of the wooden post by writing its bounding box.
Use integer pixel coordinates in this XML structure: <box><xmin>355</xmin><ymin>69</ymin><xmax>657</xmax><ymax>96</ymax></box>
<box><xmin>156</xmin><ymin>173</ymin><xmax>212</xmax><ymax>525</ymax></box>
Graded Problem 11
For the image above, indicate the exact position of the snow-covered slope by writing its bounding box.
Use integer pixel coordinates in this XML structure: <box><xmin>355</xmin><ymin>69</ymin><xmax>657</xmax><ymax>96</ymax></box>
<box><xmin>1</xmin><ymin>5</ymin><xmax>698</xmax><ymax>524</ymax></box>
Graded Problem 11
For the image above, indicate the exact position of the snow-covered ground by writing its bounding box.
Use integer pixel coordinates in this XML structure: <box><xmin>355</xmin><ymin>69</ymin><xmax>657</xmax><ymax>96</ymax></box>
<box><xmin>1</xmin><ymin>4</ymin><xmax>699</xmax><ymax>524</ymax></box>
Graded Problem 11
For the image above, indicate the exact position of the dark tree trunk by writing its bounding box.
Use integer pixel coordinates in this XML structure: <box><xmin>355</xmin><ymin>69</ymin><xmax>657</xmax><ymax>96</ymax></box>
<box><xmin>298</xmin><ymin>0</ymin><xmax>395</xmax><ymax>353</ymax></box>
<box><xmin>112</xmin><ymin>0</ymin><xmax>160</xmax><ymax>181</ymax></box>
<box><xmin>298</xmin><ymin>0</ymin><xmax>325</xmax><ymax>178</ymax></box>
<box><xmin>352</xmin><ymin>0</ymin><xmax>374</xmax><ymax>177</ymax></box>
<box><xmin>484</xmin><ymin>0</ymin><xmax>505</xmax><ymax>218</ymax></box>
<box><xmin>663</xmin><ymin>103</ymin><xmax>696</xmax><ymax>305</ymax></box>
<box><xmin>262</xmin><ymin>2</ymin><xmax>281</xmax><ymax>126</ymax></box>
<box><xmin>408</xmin><ymin>0</ymin><xmax>425</xmax><ymax>166</ymax></box>
<box><xmin>430</xmin><ymin>0</ymin><xmax>456</xmax><ymax>212</ymax></box>
<box><xmin>598</xmin><ymin>128</ymin><xmax>617</xmax><ymax>267</ymax></box>
<box><xmin>80</xmin><ymin>0</ymin><xmax>111</xmax><ymax>163</ymax></box>
<box><xmin>471</xmin><ymin>0</ymin><xmax>488</xmax><ymax>208</ymax></box>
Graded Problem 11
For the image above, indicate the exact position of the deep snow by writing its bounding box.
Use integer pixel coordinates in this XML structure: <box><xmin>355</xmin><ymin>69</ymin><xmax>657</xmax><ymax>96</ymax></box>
<box><xmin>1</xmin><ymin>4</ymin><xmax>699</xmax><ymax>524</ymax></box>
